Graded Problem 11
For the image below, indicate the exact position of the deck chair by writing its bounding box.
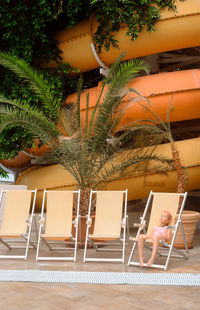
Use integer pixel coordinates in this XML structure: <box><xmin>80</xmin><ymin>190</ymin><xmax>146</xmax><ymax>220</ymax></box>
<box><xmin>127</xmin><ymin>191</ymin><xmax>189</xmax><ymax>270</ymax></box>
<box><xmin>0</xmin><ymin>189</ymin><xmax>37</xmax><ymax>260</ymax></box>
<box><xmin>36</xmin><ymin>189</ymin><xmax>80</xmax><ymax>262</ymax></box>
<box><xmin>83</xmin><ymin>189</ymin><xmax>128</xmax><ymax>263</ymax></box>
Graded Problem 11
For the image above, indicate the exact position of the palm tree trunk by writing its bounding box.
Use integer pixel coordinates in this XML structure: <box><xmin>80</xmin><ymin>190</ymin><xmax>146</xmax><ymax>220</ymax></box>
<box><xmin>79</xmin><ymin>188</ymin><xmax>91</xmax><ymax>216</ymax></box>
<box><xmin>170</xmin><ymin>141</ymin><xmax>187</xmax><ymax>212</ymax></box>
<box><xmin>170</xmin><ymin>141</ymin><xmax>186</xmax><ymax>193</ymax></box>
<box><xmin>171</xmin><ymin>142</ymin><xmax>186</xmax><ymax>193</ymax></box>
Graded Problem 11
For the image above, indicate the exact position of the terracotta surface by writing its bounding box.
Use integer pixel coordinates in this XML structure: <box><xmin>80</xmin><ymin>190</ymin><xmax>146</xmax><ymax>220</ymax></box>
<box><xmin>0</xmin><ymin>151</ymin><xmax>31</xmax><ymax>170</ymax></box>
<box><xmin>174</xmin><ymin>210</ymin><xmax>200</xmax><ymax>249</ymax></box>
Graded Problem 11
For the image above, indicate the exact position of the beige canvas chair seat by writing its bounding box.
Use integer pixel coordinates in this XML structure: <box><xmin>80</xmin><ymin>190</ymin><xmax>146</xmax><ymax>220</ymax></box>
<box><xmin>0</xmin><ymin>189</ymin><xmax>37</xmax><ymax>260</ymax></box>
<box><xmin>36</xmin><ymin>189</ymin><xmax>80</xmax><ymax>262</ymax></box>
<box><xmin>83</xmin><ymin>190</ymin><xmax>128</xmax><ymax>263</ymax></box>
<box><xmin>0</xmin><ymin>234</ymin><xmax>22</xmax><ymax>238</ymax></box>
<box><xmin>88</xmin><ymin>234</ymin><xmax>120</xmax><ymax>240</ymax></box>
<box><xmin>127</xmin><ymin>191</ymin><xmax>189</xmax><ymax>270</ymax></box>
<box><xmin>41</xmin><ymin>235</ymin><xmax>72</xmax><ymax>240</ymax></box>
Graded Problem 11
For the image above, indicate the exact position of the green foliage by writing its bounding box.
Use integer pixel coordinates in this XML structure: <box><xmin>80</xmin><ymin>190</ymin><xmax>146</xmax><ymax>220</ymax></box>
<box><xmin>0</xmin><ymin>51</ymin><xmax>173</xmax><ymax>213</ymax></box>
<box><xmin>0</xmin><ymin>167</ymin><xmax>8</xmax><ymax>179</ymax></box>
<box><xmin>0</xmin><ymin>0</ymin><xmax>186</xmax><ymax>160</ymax></box>
<box><xmin>0</xmin><ymin>127</ymin><xmax>33</xmax><ymax>160</ymax></box>
<box><xmin>91</xmin><ymin>0</ymin><xmax>186</xmax><ymax>52</ymax></box>
<box><xmin>0</xmin><ymin>0</ymin><xmax>86</xmax><ymax>158</ymax></box>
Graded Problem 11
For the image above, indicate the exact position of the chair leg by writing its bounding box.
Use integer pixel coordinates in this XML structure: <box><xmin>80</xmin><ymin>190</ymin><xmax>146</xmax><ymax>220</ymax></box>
<box><xmin>74</xmin><ymin>224</ymin><xmax>79</xmax><ymax>262</ymax></box>
<box><xmin>180</xmin><ymin>222</ymin><xmax>189</xmax><ymax>255</ymax></box>
<box><xmin>0</xmin><ymin>238</ymin><xmax>11</xmax><ymax>249</ymax></box>
<box><xmin>122</xmin><ymin>226</ymin><xmax>126</xmax><ymax>263</ymax></box>
<box><xmin>33</xmin><ymin>214</ymin><xmax>39</xmax><ymax>241</ymax></box>
<box><xmin>127</xmin><ymin>242</ymin><xmax>137</xmax><ymax>265</ymax></box>
<box><xmin>126</xmin><ymin>215</ymin><xmax>130</xmax><ymax>240</ymax></box>
<box><xmin>83</xmin><ymin>235</ymin><xmax>89</xmax><ymax>262</ymax></box>
<box><xmin>36</xmin><ymin>235</ymin><xmax>41</xmax><ymax>261</ymax></box>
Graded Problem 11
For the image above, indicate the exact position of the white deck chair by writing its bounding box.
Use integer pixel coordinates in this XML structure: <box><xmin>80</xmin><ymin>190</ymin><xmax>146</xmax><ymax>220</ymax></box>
<box><xmin>0</xmin><ymin>189</ymin><xmax>37</xmax><ymax>260</ymax></box>
<box><xmin>127</xmin><ymin>191</ymin><xmax>189</xmax><ymax>270</ymax></box>
<box><xmin>36</xmin><ymin>189</ymin><xmax>80</xmax><ymax>262</ymax></box>
<box><xmin>83</xmin><ymin>189</ymin><xmax>128</xmax><ymax>263</ymax></box>
<box><xmin>0</xmin><ymin>185</ymin><xmax>27</xmax><ymax>230</ymax></box>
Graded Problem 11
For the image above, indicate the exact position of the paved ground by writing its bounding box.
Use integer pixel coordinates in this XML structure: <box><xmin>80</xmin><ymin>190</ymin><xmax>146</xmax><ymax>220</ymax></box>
<box><xmin>0</xmin><ymin>225</ymin><xmax>199</xmax><ymax>310</ymax></box>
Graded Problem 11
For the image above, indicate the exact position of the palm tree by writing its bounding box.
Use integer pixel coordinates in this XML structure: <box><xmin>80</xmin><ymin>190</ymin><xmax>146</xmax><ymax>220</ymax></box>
<box><xmin>0</xmin><ymin>51</ymin><xmax>172</xmax><ymax>214</ymax></box>
<box><xmin>128</xmin><ymin>98</ymin><xmax>186</xmax><ymax>195</ymax></box>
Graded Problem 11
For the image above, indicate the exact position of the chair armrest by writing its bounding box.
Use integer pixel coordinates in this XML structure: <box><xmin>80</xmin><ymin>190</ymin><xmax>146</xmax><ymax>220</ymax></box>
<box><xmin>39</xmin><ymin>218</ymin><xmax>45</xmax><ymax>226</ymax></box>
<box><xmin>134</xmin><ymin>220</ymin><xmax>146</xmax><ymax>230</ymax></box>
<box><xmin>167</xmin><ymin>225</ymin><xmax>176</xmax><ymax>233</ymax></box>
<box><xmin>26</xmin><ymin>214</ymin><xmax>34</xmax><ymax>225</ymax></box>
<box><xmin>129</xmin><ymin>236</ymin><xmax>138</xmax><ymax>242</ymax></box>
<box><xmin>73</xmin><ymin>216</ymin><xmax>79</xmax><ymax>227</ymax></box>
<box><xmin>86</xmin><ymin>217</ymin><xmax>92</xmax><ymax>227</ymax></box>
<box><xmin>121</xmin><ymin>217</ymin><xmax>126</xmax><ymax>227</ymax></box>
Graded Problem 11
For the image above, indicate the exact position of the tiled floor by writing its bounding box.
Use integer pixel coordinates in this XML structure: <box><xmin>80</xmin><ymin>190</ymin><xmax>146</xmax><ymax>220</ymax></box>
<box><xmin>0</xmin><ymin>228</ymin><xmax>199</xmax><ymax>309</ymax></box>
<box><xmin>0</xmin><ymin>226</ymin><xmax>200</xmax><ymax>310</ymax></box>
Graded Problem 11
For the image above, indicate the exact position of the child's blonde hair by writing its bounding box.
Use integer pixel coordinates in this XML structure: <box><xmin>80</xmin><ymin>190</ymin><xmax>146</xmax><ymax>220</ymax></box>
<box><xmin>162</xmin><ymin>210</ymin><xmax>172</xmax><ymax>223</ymax></box>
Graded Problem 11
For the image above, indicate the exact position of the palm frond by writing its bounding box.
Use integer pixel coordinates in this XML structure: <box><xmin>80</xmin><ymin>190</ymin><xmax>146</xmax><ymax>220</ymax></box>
<box><xmin>0</xmin><ymin>51</ymin><xmax>60</xmax><ymax>118</ymax></box>
<box><xmin>73</xmin><ymin>76</ymin><xmax>83</xmax><ymax>128</ymax></box>
<box><xmin>0</xmin><ymin>51</ymin><xmax>177</xmax><ymax>213</ymax></box>
<box><xmin>108</xmin><ymin>58</ymin><xmax>149</xmax><ymax>92</ymax></box>
<box><xmin>0</xmin><ymin>104</ymin><xmax>59</xmax><ymax>145</ymax></box>
<box><xmin>103</xmin><ymin>52</ymin><xmax>126</xmax><ymax>85</ymax></box>
<box><xmin>87</xmin><ymin>57</ymin><xmax>149</xmax><ymax>134</ymax></box>
<box><xmin>93</xmin><ymin>152</ymin><xmax>172</xmax><ymax>189</ymax></box>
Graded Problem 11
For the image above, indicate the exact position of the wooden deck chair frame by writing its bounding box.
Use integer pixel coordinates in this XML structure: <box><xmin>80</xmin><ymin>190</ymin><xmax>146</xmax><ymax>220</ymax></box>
<box><xmin>83</xmin><ymin>189</ymin><xmax>128</xmax><ymax>263</ymax></box>
<box><xmin>36</xmin><ymin>189</ymin><xmax>80</xmax><ymax>262</ymax></box>
<box><xmin>0</xmin><ymin>189</ymin><xmax>37</xmax><ymax>260</ymax></box>
<box><xmin>127</xmin><ymin>191</ymin><xmax>189</xmax><ymax>270</ymax></box>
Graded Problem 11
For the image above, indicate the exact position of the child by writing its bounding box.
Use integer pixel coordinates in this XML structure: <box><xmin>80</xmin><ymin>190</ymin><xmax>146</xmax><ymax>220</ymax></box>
<box><xmin>137</xmin><ymin>210</ymin><xmax>172</xmax><ymax>267</ymax></box>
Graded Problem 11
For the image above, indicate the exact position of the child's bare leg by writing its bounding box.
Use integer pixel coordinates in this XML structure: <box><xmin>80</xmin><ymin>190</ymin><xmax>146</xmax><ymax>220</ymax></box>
<box><xmin>137</xmin><ymin>234</ymin><xmax>147</xmax><ymax>267</ymax></box>
<box><xmin>146</xmin><ymin>234</ymin><xmax>160</xmax><ymax>266</ymax></box>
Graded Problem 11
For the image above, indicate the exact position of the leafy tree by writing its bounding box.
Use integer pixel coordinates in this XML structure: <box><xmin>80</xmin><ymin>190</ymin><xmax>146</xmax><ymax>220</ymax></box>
<box><xmin>0</xmin><ymin>0</ymin><xmax>183</xmax><ymax>176</ymax></box>
<box><xmin>0</xmin><ymin>0</ymin><xmax>85</xmax><ymax>163</ymax></box>
<box><xmin>0</xmin><ymin>51</ymin><xmax>172</xmax><ymax>214</ymax></box>
<box><xmin>90</xmin><ymin>0</ymin><xmax>186</xmax><ymax>52</ymax></box>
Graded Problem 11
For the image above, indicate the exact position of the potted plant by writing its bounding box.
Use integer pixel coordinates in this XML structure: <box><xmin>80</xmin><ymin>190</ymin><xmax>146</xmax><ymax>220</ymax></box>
<box><xmin>130</xmin><ymin>99</ymin><xmax>200</xmax><ymax>248</ymax></box>
<box><xmin>0</xmin><ymin>51</ymin><xmax>174</xmax><ymax>244</ymax></box>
